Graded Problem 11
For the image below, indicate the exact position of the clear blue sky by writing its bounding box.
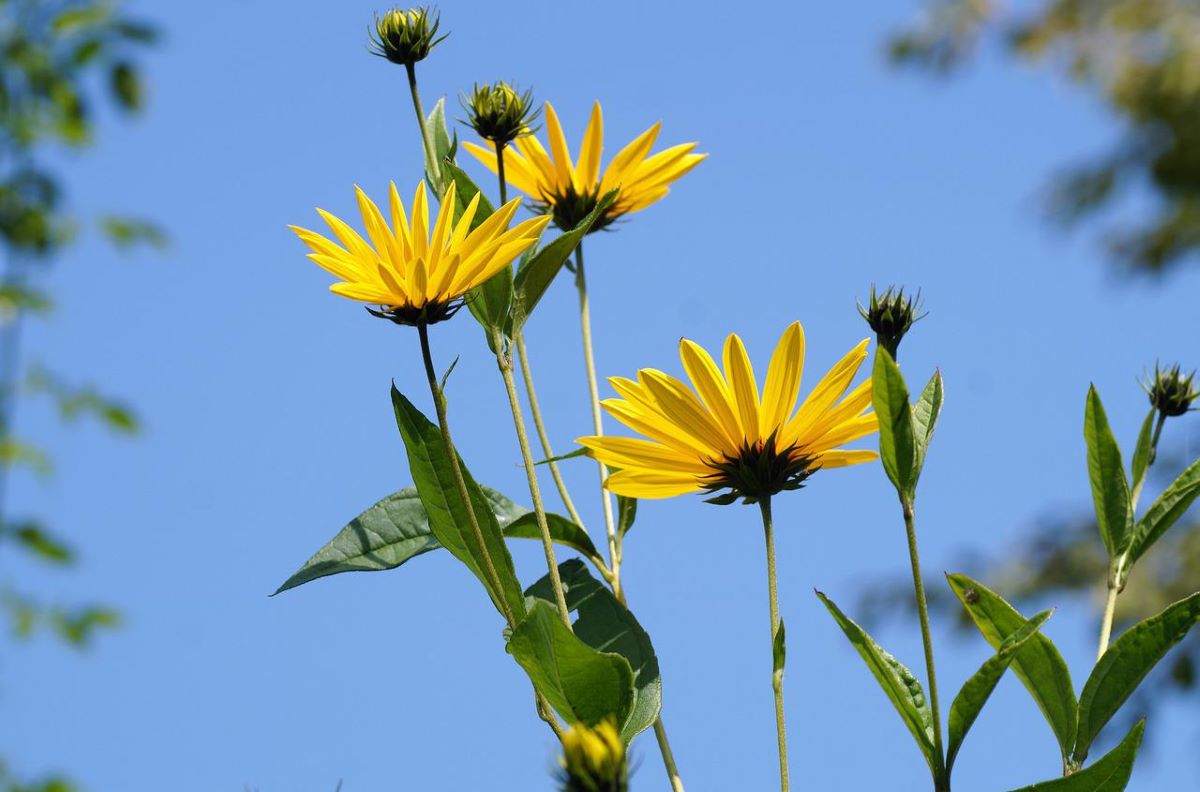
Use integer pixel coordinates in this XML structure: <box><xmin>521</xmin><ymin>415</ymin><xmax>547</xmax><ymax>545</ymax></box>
<box><xmin>5</xmin><ymin>1</ymin><xmax>1200</xmax><ymax>790</ymax></box>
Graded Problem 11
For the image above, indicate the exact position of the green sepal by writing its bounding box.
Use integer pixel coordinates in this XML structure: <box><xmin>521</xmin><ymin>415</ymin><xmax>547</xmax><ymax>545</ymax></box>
<box><xmin>947</xmin><ymin>574</ymin><xmax>1077</xmax><ymax>764</ymax></box>
<box><xmin>1074</xmin><ymin>592</ymin><xmax>1200</xmax><ymax>763</ymax></box>
<box><xmin>1084</xmin><ymin>386</ymin><xmax>1133</xmax><ymax>559</ymax></box>
<box><xmin>772</xmin><ymin>619</ymin><xmax>787</xmax><ymax>677</ymax></box>
<box><xmin>1009</xmin><ymin>721</ymin><xmax>1144</xmax><ymax>792</ymax></box>
<box><xmin>510</xmin><ymin>189</ymin><xmax>617</xmax><ymax>331</ymax></box>
<box><xmin>946</xmin><ymin>610</ymin><xmax>1052</xmax><ymax>774</ymax></box>
<box><xmin>506</xmin><ymin>600</ymin><xmax>635</xmax><ymax>728</ymax></box>
<box><xmin>872</xmin><ymin>350</ymin><xmax>919</xmax><ymax>500</ymax></box>
<box><xmin>525</xmin><ymin>559</ymin><xmax>659</xmax><ymax>741</ymax></box>
<box><xmin>816</xmin><ymin>590</ymin><xmax>938</xmax><ymax>776</ymax></box>
<box><xmin>390</xmin><ymin>386</ymin><xmax>526</xmax><ymax>620</ymax></box>
<box><xmin>1124</xmin><ymin>456</ymin><xmax>1200</xmax><ymax>568</ymax></box>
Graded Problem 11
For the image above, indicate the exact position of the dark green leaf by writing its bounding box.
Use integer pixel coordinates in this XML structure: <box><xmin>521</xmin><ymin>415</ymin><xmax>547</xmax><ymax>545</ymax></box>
<box><xmin>504</xmin><ymin>512</ymin><xmax>603</xmax><ymax>566</ymax></box>
<box><xmin>617</xmin><ymin>494</ymin><xmax>637</xmax><ymax>539</ymax></box>
<box><xmin>912</xmin><ymin>369</ymin><xmax>943</xmax><ymax>470</ymax></box>
<box><xmin>109</xmin><ymin>62</ymin><xmax>141</xmax><ymax>112</ymax></box>
<box><xmin>390</xmin><ymin>386</ymin><xmax>526</xmax><ymax>620</ymax></box>
<box><xmin>1009</xmin><ymin>721</ymin><xmax>1144</xmax><ymax>792</ymax></box>
<box><xmin>816</xmin><ymin>590</ymin><xmax>937</xmax><ymax>773</ymax></box>
<box><xmin>535</xmin><ymin>447</ymin><xmax>589</xmax><ymax>466</ymax></box>
<box><xmin>1074</xmin><ymin>592</ymin><xmax>1200</xmax><ymax>762</ymax></box>
<box><xmin>507</xmin><ymin>600</ymin><xmax>635</xmax><ymax>727</ymax></box>
<box><xmin>948</xmin><ymin>574</ymin><xmax>1077</xmax><ymax>763</ymax></box>
<box><xmin>4</xmin><ymin>521</ymin><xmax>74</xmax><ymax>565</ymax></box>
<box><xmin>872</xmin><ymin>350</ymin><xmax>918</xmax><ymax>498</ymax></box>
<box><xmin>526</xmin><ymin>560</ymin><xmax>659</xmax><ymax>740</ymax></box>
<box><xmin>947</xmin><ymin>610</ymin><xmax>1053</xmax><ymax>773</ymax></box>
<box><xmin>511</xmin><ymin>190</ymin><xmax>617</xmax><ymax>330</ymax></box>
<box><xmin>1084</xmin><ymin>386</ymin><xmax>1132</xmax><ymax>558</ymax></box>
<box><xmin>1125</xmin><ymin>457</ymin><xmax>1200</xmax><ymax>566</ymax></box>
<box><xmin>1129</xmin><ymin>407</ymin><xmax>1156</xmax><ymax>505</ymax></box>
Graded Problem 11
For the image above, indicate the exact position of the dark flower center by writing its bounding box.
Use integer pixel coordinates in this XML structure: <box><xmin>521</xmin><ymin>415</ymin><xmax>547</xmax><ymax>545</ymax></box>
<box><xmin>701</xmin><ymin>433</ymin><xmax>815</xmax><ymax>506</ymax></box>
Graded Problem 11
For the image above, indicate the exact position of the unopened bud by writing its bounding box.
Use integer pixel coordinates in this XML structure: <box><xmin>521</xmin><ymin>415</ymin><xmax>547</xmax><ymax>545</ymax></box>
<box><xmin>368</xmin><ymin>7</ymin><xmax>446</xmax><ymax>66</ymax></box>
<box><xmin>1144</xmin><ymin>362</ymin><xmax>1198</xmax><ymax>418</ymax></box>
<box><xmin>461</xmin><ymin>81</ymin><xmax>539</xmax><ymax>146</ymax></box>
<box><xmin>858</xmin><ymin>285</ymin><xmax>924</xmax><ymax>360</ymax></box>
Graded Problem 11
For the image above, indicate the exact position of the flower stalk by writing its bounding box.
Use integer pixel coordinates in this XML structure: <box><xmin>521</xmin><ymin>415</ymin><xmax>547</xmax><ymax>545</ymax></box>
<box><xmin>902</xmin><ymin>497</ymin><xmax>947</xmax><ymax>790</ymax></box>
<box><xmin>759</xmin><ymin>496</ymin><xmax>789</xmax><ymax>792</ymax></box>
<box><xmin>404</xmin><ymin>62</ymin><xmax>441</xmax><ymax>193</ymax></box>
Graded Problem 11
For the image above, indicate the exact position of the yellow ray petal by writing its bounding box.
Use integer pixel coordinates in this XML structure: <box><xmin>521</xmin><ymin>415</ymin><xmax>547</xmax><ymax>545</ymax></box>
<box><xmin>811</xmin><ymin>449</ymin><xmax>879</xmax><ymax>470</ymax></box>
<box><xmin>679</xmin><ymin>338</ymin><xmax>742</xmax><ymax>447</ymax></box>
<box><xmin>305</xmin><ymin>252</ymin><xmax>361</xmax><ymax>283</ymax></box>
<box><xmin>760</xmin><ymin>322</ymin><xmax>805</xmax><ymax>438</ymax></box>
<box><xmin>355</xmin><ymin>186</ymin><xmax>403</xmax><ymax>270</ymax></box>
<box><xmin>723</xmin><ymin>333</ymin><xmax>761</xmax><ymax>444</ymax></box>
<box><xmin>602</xmin><ymin>398</ymin><xmax>715</xmax><ymax>458</ymax></box>
<box><xmin>410</xmin><ymin>182</ymin><xmax>429</xmax><ymax>260</ymax></box>
<box><xmin>804</xmin><ymin>413</ymin><xmax>879</xmax><ymax>453</ymax></box>
<box><xmin>603</xmin><ymin>469</ymin><xmax>702</xmax><ymax>499</ymax></box>
<box><xmin>783</xmin><ymin>339</ymin><xmax>870</xmax><ymax>444</ymax></box>
<box><xmin>638</xmin><ymin>369</ymin><xmax>731</xmax><ymax>457</ymax></box>
<box><xmin>425</xmin><ymin>180</ymin><xmax>457</xmax><ymax>273</ymax></box>
<box><xmin>316</xmin><ymin>208</ymin><xmax>377</xmax><ymax>264</ymax></box>
<box><xmin>543</xmin><ymin>102</ymin><xmax>577</xmax><ymax>192</ymax></box>
<box><xmin>577</xmin><ymin>435</ymin><xmax>708</xmax><ymax>475</ymax></box>
<box><xmin>330</xmin><ymin>281</ymin><xmax>400</xmax><ymax>304</ymax></box>
<box><xmin>599</xmin><ymin>121</ymin><xmax>661</xmax><ymax>195</ymax></box>
<box><xmin>388</xmin><ymin>182</ymin><xmax>413</xmax><ymax>264</ymax></box>
<box><xmin>576</xmin><ymin>101</ymin><xmax>604</xmax><ymax>190</ymax></box>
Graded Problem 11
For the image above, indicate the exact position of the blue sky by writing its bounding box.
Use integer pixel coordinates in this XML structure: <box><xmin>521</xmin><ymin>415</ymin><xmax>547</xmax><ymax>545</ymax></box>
<box><xmin>5</xmin><ymin>1</ymin><xmax>1200</xmax><ymax>790</ymax></box>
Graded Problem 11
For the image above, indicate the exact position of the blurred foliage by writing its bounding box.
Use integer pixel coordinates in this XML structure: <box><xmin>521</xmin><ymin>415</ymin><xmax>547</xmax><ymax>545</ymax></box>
<box><xmin>860</xmin><ymin>448</ymin><xmax>1200</xmax><ymax>741</ymax></box>
<box><xmin>892</xmin><ymin>0</ymin><xmax>1200</xmax><ymax>273</ymax></box>
<box><xmin>0</xmin><ymin>1</ymin><xmax>158</xmax><ymax>789</ymax></box>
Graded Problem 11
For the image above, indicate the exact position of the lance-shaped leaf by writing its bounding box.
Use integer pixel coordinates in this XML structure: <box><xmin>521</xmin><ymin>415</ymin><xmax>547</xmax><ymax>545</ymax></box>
<box><xmin>505</xmin><ymin>512</ymin><xmax>604</xmax><ymax>569</ymax></box>
<box><xmin>423</xmin><ymin>97</ymin><xmax>456</xmax><ymax>193</ymax></box>
<box><xmin>1124</xmin><ymin>457</ymin><xmax>1200</xmax><ymax>567</ymax></box>
<box><xmin>617</xmin><ymin>494</ymin><xmax>637</xmax><ymax>539</ymax></box>
<box><xmin>912</xmin><ymin>369</ymin><xmax>943</xmax><ymax>471</ymax></box>
<box><xmin>507</xmin><ymin>600</ymin><xmax>635</xmax><ymax>728</ymax></box>
<box><xmin>391</xmin><ymin>386</ymin><xmax>526</xmax><ymax>620</ymax></box>
<box><xmin>526</xmin><ymin>559</ymin><xmax>659</xmax><ymax>741</ymax></box>
<box><xmin>946</xmin><ymin>610</ymin><xmax>1053</xmax><ymax>774</ymax></box>
<box><xmin>273</xmin><ymin>487</ymin><xmax>523</xmax><ymax>595</ymax></box>
<box><xmin>1084</xmin><ymin>387</ymin><xmax>1132</xmax><ymax>558</ymax></box>
<box><xmin>872</xmin><ymin>350</ymin><xmax>919</xmax><ymax>499</ymax></box>
<box><xmin>1008</xmin><ymin>721</ymin><xmax>1144</xmax><ymax>792</ymax></box>
<box><xmin>1074</xmin><ymin>592</ymin><xmax>1200</xmax><ymax>763</ymax></box>
<box><xmin>1128</xmin><ymin>407</ymin><xmax>1157</xmax><ymax>505</ymax></box>
<box><xmin>510</xmin><ymin>190</ymin><xmax>617</xmax><ymax>330</ymax></box>
<box><xmin>816</xmin><ymin>591</ymin><xmax>937</xmax><ymax>774</ymax></box>
<box><xmin>948</xmin><ymin>574</ymin><xmax>1077</xmax><ymax>764</ymax></box>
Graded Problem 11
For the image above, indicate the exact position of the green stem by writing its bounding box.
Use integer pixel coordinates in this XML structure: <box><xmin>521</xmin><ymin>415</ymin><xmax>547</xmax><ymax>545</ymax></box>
<box><xmin>902</xmin><ymin>498</ymin><xmax>946</xmax><ymax>789</ymax></box>
<box><xmin>416</xmin><ymin>323</ymin><xmax>513</xmax><ymax>627</ymax></box>
<box><xmin>405</xmin><ymin>62</ymin><xmax>441</xmax><ymax>193</ymax></box>
<box><xmin>1096</xmin><ymin>584</ymin><xmax>1120</xmax><ymax>662</ymax></box>
<box><xmin>573</xmin><ymin>242</ymin><xmax>621</xmax><ymax>599</ymax></box>
<box><xmin>652</xmin><ymin>717</ymin><xmax>686</xmax><ymax>792</ymax></box>
<box><xmin>515</xmin><ymin>333</ymin><xmax>590</xmax><ymax>538</ymax></box>
<box><xmin>491</xmin><ymin>327</ymin><xmax>572</xmax><ymax>628</ymax></box>
<box><xmin>496</xmin><ymin>143</ymin><xmax>508</xmax><ymax>205</ymax></box>
<box><xmin>759</xmin><ymin>497</ymin><xmax>789</xmax><ymax>792</ymax></box>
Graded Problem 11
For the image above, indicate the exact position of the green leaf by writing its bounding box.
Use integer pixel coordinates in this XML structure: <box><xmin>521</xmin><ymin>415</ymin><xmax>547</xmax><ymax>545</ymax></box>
<box><xmin>442</xmin><ymin>159</ymin><xmax>495</xmax><ymax>231</ymax></box>
<box><xmin>948</xmin><ymin>574</ymin><xmax>1077</xmax><ymax>763</ymax></box>
<box><xmin>390</xmin><ymin>386</ymin><xmax>526</xmax><ymax>620</ymax></box>
<box><xmin>535</xmin><ymin>447</ymin><xmax>589</xmax><ymax>466</ymax></box>
<box><xmin>3</xmin><ymin>521</ymin><xmax>74</xmax><ymax>565</ymax></box>
<box><xmin>1129</xmin><ymin>407</ymin><xmax>1156</xmax><ymax>504</ymax></box>
<box><xmin>1074</xmin><ymin>592</ymin><xmax>1200</xmax><ymax>762</ymax></box>
<box><xmin>109</xmin><ymin>62</ymin><xmax>141</xmax><ymax>112</ymax></box>
<box><xmin>816</xmin><ymin>590</ymin><xmax>937</xmax><ymax>774</ymax></box>
<box><xmin>1009</xmin><ymin>721</ymin><xmax>1144</xmax><ymax>792</ymax></box>
<box><xmin>1084</xmin><ymin>386</ymin><xmax>1133</xmax><ymax>558</ymax></box>
<box><xmin>617</xmin><ymin>494</ymin><xmax>638</xmax><ymax>539</ymax></box>
<box><xmin>100</xmin><ymin>215</ymin><xmax>168</xmax><ymax>251</ymax></box>
<box><xmin>507</xmin><ymin>600</ymin><xmax>635</xmax><ymax>727</ymax></box>
<box><xmin>773</xmin><ymin>619</ymin><xmax>787</xmax><ymax>676</ymax></box>
<box><xmin>511</xmin><ymin>190</ymin><xmax>617</xmax><ymax>330</ymax></box>
<box><xmin>946</xmin><ymin>610</ymin><xmax>1053</xmax><ymax>773</ymax></box>
<box><xmin>872</xmin><ymin>350</ymin><xmax>918</xmax><ymax>498</ymax></box>
<box><xmin>912</xmin><ymin>369</ymin><xmax>943</xmax><ymax>470</ymax></box>
<box><xmin>526</xmin><ymin>560</ymin><xmax>659</xmax><ymax>740</ymax></box>
<box><xmin>1124</xmin><ymin>456</ymin><xmax>1200</xmax><ymax>566</ymax></box>
<box><xmin>424</xmin><ymin>97</ymin><xmax>456</xmax><ymax>194</ymax></box>
<box><xmin>504</xmin><ymin>512</ymin><xmax>603</xmax><ymax>566</ymax></box>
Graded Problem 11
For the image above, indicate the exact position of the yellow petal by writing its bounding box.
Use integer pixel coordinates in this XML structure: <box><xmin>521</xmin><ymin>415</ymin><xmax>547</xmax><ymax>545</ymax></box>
<box><xmin>602</xmin><ymin>398</ymin><xmax>715</xmax><ymax>458</ymax></box>
<box><xmin>576</xmin><ymin>101</ymin><xmax>604</xmax><ymax>190</ymax></box>
<box><xmin>811</xmin><ymin>449</ymin><xmax>879</xmax><ymax>469</ymax></box>
<box><xmin>783</xmin><ymin>339</ymin><xmax>869</xmax><ymax>445</ymax></box>
<box><xmin>638</xmin><ymin>369</ymin><xmax>730</xmax><ymax>457</ymax></box>
<box><xmin>603</xmin><ymin>469</ymin><xmax>701</xmax><ymax>499</ymax></box>
<box><xmin>599</xmin><ymin>121</ymin><xmax>661</xmax><ymax>195</ymax></box>
<box><xmin>760</xmin><ymin>322</ymin><xmax>805</xmax><ymax>438</ymax></box>
<box><xmin>679</xmin><ymin>338</ymin><xmax>742</xmax><ymax>447</ymax></box>
<box><xmin>723</xmin><ymin>333</ymin><xmax>761</xmax><ymax>444</ymax></box>
<box><xmin>410</xmin><ymin>182</ymin><xmax>429</xmax><ymax>260</ymax></box>
<box><xmin>577</xmin><ymin>435</ymin><xmax>707</xmax><ymax>475</ymax></box>
<box><xmin>543</xmin><ymin>102</ymin><xmax>577</xmax><ymax>193</ymax></box>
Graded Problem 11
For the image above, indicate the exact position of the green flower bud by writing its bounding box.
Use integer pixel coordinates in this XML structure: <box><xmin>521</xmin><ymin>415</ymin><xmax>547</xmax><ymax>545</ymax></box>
<box><xmin>1144</xmin><ymin>362</ymin><xmax>1198</xmax><ymax>418</ymax></box>
<box><xmin>559</xmin><ymin>720</ymin><xmax>628</xmax><ymax>792</ymax></box>
<box><xmin>858</xmin><ymin>285</ymin><xmax>925</xmax><ymax>360</ymax></box>
<box><xmin>368</xmin><ymin>7</ymin><xmax>446</xmax><ymax>66</ymax></box>
<box><xmin>461</xmin><ymin>81</ymin><xmax>539</xmax><ymax>146</ymax></box>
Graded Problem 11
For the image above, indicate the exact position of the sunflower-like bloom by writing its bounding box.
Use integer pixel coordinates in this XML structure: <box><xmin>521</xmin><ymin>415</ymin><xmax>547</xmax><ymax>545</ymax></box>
<box><xmin>578</xmin><ymin>322</ymin><xmax>879</xmax><ymax>503</ymax></box>
<box><xmin>289</xmin><ymin>181</ymin><xmax>550</xmax><ymax>325</ymax></box>
<box><xmin>463</xmin><ymin>101</ymin><xmax>706</xmax><ymax>232</ymax></box>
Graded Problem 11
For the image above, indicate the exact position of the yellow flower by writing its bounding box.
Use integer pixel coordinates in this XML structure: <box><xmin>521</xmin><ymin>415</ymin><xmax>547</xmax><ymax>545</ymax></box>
<box><xmin>463</xmin><ymin>101</ymin><xmax>706</xmax><ymax>232</ymax></box>
<box><xmin>560</xmin><ymin>719</ymin><xmax>627</xmax><ymax>792</ymax></box>
<box><xmin>578</xmin><ymin>322</ymin><xmax>879</xmax><ymax>503</ymax></box>
<box><xmin>289</xmin><ymin>181</ymin><xmax>550</xmax><ymax>325</ymax></box>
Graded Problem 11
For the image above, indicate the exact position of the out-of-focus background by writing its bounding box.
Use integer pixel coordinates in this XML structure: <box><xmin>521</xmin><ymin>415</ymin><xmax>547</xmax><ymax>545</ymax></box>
<box><xmin>3</xmin><ymin>1</ymin><xmax>1200</xmax><ymax>790</ymax></box>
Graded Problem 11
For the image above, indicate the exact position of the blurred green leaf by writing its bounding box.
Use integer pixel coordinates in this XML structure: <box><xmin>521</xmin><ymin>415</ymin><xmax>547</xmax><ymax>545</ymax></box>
<box><xmin>1009</xmin><ymin>721</ymin><xmax>1144</xmax><ymax>791</ymax></box>
<box><xmin>99</xmin><ymin>215</ymin><xmax>167</xmax><ymax>250</ymax></box>
<box><xmin>50</xmin><ymin>605</ymin><xmax>119</xmax><ymax>647</ymax></box>
<box><xmin>816</xmin><ymin>590</ymin><xmax>938</xmax><ymax>774</ymax></box>
<box><xmin>526</xmin><ymin>559</ymin><xmax>659</xmax><ymax>741</ymax></box>
<box><xmin>506</xmin><ymin>600</ymin><xmax>635</xmax><ymax>728</ymax></box>
<box><xmin>0</xmin><ymin>438</ymin><xmax>52</xmax><ymax>476</ymax></box>
<box><xmin>108</xmin><ymin>61</ymin><xmax>140</xmax><ymax>112</ymax></box>
<box><xmin>1125</xmin><ymin>457</ymin><xmax>1200</xmax><ymax>566</ymax></box>
<box><xmin>1074</xmin><ymin>593</ymin><xmax>1200</xmax><ymax>762</ymax></box>
<box><xmin>948</xmin><ymin>573</ymin><xmax>1078</xmax><ymax>764</ymax></box>
<box><xmin>3</xmin><ymin>521</ymin><xmax>73</xmax><ymax>565</ymax></box>
<box><xmin>1084</xmin><ymin>386</ymin><xmax>1132</xmax><ymax>558</ymax></box>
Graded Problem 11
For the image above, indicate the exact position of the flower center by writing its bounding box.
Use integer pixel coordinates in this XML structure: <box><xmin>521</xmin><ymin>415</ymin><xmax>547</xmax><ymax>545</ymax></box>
<box><xmin>701</xmin><ymin>433</ymin><xmax>816</xmax><ymax>506</ymax></box>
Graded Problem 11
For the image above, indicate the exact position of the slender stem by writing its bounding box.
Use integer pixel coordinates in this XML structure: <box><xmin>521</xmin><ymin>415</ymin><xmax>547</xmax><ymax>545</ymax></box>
<box><xmin>515</xmin><ymin>333</ymin><xmax>589</xmax><ymax>533</ymax></box>
<box><xmin>902</xmin><ymin>498</ymin><xmax>946</xmax><ymax>787</ymax></box>
<box><xmin>574</xmin><ymin>243</ymin><xmax>621</xmax><ymax>598</ymax></box>
<box><xmin>652</xmin><ymin>718</ymin><xmax>686</xmax><ymax>792</ymax></box>
<box><xmin>491</xmin><ymin>328</ymin><xmax>572</xmax><ymax>627</ymax></box>
<box><xmin>496</xmin><ymin>144</ymin><xmax>508</xmax><ymax>205</ymax></box>
<box><xmin>416</xmin><ymin>323</ymin><xmax>514</xmax><ymax>627</ymax></box>
<box><xmin>1096</xmin><ymin>585</ymin><xmax>1120</xmax><ymax>662</ymax></box>
<box><xmin>758</xmin><ymin>497</ymin><xmax>789</xmax><ymax>792</ymax></box>
<box><xmin>405</xmin><ymin>62</ymin><xmax>441</xmax><ymax>192</ymax></box>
